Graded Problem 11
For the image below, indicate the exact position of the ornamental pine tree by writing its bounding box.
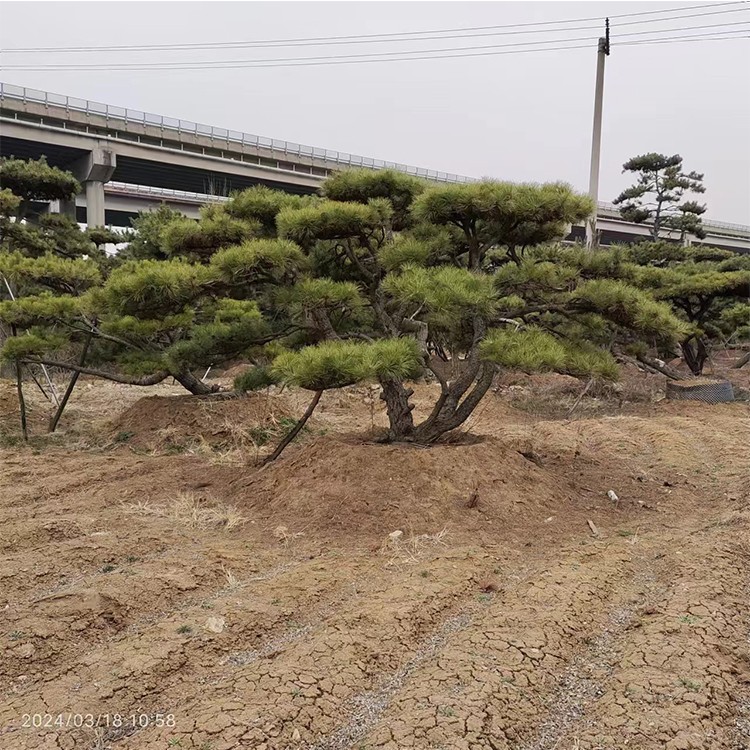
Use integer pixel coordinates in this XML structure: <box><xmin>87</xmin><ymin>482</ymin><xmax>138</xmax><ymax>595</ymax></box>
<box><xmin>625</xmin><ymin>242</ymin><xmax>750</xmax><ymax>374</ymax></box>
<box><xmin>613</xmin><ymin>153</ymin><xmax>707</xmax><ymax>242</ymax></box>
<box><xmin>4</xmin><ymin>184</ymin><xmax>302</xmax><ymax>401</ymax></box>
<box><xmin>0</xmin><ymin>157</ymin><xmax>102</xmax><ymax>437</ymax></box>
<box><xmin>20</xmin><ymin>238</ymin><xmax>306</xmax><ymax>398</ymax></box>
<box><xmin>2</xmin><ymin>161</ymin><xmax>694</xmax><ymax>449</ymax></box>
<box><xmin>235</xmin><ymin>169</ymin><xmax>687</xmax><ymax>449</ymax></box>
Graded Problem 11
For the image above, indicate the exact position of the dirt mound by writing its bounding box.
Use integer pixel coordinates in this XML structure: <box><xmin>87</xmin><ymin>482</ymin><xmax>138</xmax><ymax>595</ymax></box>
<box><xmin>227</xmin><ymin>436</ymin><xmax>620</xmax><ymax>546</ymax></box>
<box><xmin>224</xmin><ymin>401</ymin><xmax>749</xmax><ymax>545</ymax></box>
<box><xmin>110</xmin><ymin>391</ymin><xmax>298</xmax><ymax>454</ymax></box>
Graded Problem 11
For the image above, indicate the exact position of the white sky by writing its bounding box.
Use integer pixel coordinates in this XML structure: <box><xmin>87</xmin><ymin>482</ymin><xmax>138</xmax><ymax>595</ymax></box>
<box><xmin>1</xmin><ymin>0</ymin><xmax>749</xmax><ymax>224</ymax></box>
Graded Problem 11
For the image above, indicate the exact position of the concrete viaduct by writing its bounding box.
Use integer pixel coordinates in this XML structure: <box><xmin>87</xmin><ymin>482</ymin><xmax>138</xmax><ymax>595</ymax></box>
<box><xmin>2</xmin><ymin>82</ymin><xmax>749</xmax><ymax>253</ymax></box>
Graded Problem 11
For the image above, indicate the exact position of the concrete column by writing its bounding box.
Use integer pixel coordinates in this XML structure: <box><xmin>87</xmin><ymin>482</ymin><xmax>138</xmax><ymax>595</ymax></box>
<box><xmin>70</xmin><ymin>146</ymin><xmax>117</xmax><ymax>228</ymax></box>
<box><xmin>58</xmin><ymin>198</ymin><xmax>77</xmax><ymax>220</ymax></box>
<box><xmin>85</xmin><ymin>181</ymin><xmax>106</xmax><ymax>228</ymax></box>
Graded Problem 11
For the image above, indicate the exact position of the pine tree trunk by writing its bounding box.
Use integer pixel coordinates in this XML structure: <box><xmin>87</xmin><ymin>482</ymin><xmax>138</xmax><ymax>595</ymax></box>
<box><xmin>264</xmin><ymin>390</ymin><xmax>322</xmax><ymax>464</ymax></box>
<box><xmin>15</xmin><ymin>361</ymin><xmax>28</xmax><ymax>442</ymax></box>
<box><xmin>380</xmin><ymin>377</ymin><xmax>415</xmax><ymax>441</ymax></box>
<box><xmin>172</xmin><ymin>370</ymin><xmax>218</xmax><ymax>395</ymax></box>
<box><xmin>681</xmin><ymin>338</ymin><xmax>708</xmax><ymax>376</ymax></box>
<box><xmin>733</xmin><ymin>350</ymin><xmax>750</xmax><ymax>369</ymax></box>
<box><xmin>412</xmin><ymin>362</ymin><xmax>495</xmax><ymax>444</ymax></box>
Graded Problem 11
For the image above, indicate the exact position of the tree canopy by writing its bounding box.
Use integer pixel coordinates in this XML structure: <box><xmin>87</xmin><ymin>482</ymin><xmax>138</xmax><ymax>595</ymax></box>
<box><xmin>613</xmin><ymin>153</ymin><xmax>707</xmax><ymax>242</ymax></box>
<box><xmin>2</xmin><ymin>161</ymin><xmax>711</xmax><ymax>447</ymax></box>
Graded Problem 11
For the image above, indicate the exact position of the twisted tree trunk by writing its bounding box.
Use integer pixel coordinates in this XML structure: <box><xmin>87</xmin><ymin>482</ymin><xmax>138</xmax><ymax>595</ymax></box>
<box><xmin>380</xmin><ymin>377</ymin><xmax>416</xmax><ymax>441</ymax></box>
<box><xmin>412</xmin><ymin>361</ymin><xmax>496</xmax><ymax>444</ymax></box>
<box><xmin>681</xmin><ymin>337</ymin><xmax>708</xmax><ymax>376</ymax></box>
<box><xmin>172</xmin><ymin>370</ymin><xmax>219</xmax><ymax>395</ymax></box>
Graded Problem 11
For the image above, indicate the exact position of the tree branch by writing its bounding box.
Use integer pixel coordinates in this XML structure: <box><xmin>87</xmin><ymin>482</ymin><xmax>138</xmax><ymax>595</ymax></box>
<box><xmin>22</xmin><ymin>358</ymin><xmax>170</xmax><ymax>386</ymax></box>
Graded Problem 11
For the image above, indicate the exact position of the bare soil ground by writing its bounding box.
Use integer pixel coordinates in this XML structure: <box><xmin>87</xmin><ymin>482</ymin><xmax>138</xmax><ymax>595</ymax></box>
<box><xmin>1</xmin><ymin>361</ymin><xmax>749</xmax><ymax>750</ymax></box>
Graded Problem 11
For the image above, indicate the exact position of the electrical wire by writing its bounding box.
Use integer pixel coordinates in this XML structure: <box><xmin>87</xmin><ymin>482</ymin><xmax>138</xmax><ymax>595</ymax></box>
<box><xmin>4</xmin><ymin>33</ymin><xmax>746</xmax><ymax>73</ymax></box>
<box><xmin>4</xmin><ymin>20</ymin><xmax>748</xmax><ymax>71</ymax></box>
<box><xmin>619</xmin><ymin>31</ymin><xmax>750</xmax><ymax>44</ymax></box>
<box><xmin>1</xmin><ymin>1</ymin><xmax>747</xmax><ymax>53</ymax></box>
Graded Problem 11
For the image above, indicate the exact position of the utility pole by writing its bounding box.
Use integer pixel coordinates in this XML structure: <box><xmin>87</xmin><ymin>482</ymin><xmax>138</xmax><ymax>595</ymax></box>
<box><xmin>585</xmin><ymin>19</ymin><xmax>610</xmax><ymax>249</ymax></box>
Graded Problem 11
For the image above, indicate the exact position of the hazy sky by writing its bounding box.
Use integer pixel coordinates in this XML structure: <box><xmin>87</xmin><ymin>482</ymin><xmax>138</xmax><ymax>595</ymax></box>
<box><xmin>1</xmin><ymin>1</ymin><xmax>749</xmax><ymax>223</ymax></box>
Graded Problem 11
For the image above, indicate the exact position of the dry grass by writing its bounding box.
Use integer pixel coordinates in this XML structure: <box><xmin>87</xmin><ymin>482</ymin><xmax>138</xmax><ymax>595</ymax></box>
<box><xmin>380</xmin><ymin>528</ymin><xmax>449</xmax><ymax>566</ymax></box>
<box><xmin>221</xmin><ymin>564</ymin><xmax>241</xmax><ymax>590</ymax></box>
<box><xmin>125</xmin><ymin>492</ymin><xmax>247</xmax><ymax>531</ymax></box>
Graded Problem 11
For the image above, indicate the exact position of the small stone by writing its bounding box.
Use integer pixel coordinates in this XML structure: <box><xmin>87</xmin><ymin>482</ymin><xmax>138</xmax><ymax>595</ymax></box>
<box><xmin>389</xmin><ymin>530</ymin><xmax>403</xmax><ymax>540</ymax></box>
<box><xmin>205</xmin><ymin>616</ymin><xmax>225</xmax><ymax>633</ymax></box>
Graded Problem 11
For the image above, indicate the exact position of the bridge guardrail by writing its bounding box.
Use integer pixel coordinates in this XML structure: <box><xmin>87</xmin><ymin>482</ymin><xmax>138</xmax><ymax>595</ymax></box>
<box><xmin>102</xmin><ymin>184</ymin><xmax>750</xmax><ymax>238</ymax></box>
<box><xmin>595</xmin><ymin>201</ymin><xmax>750</xmax><ymax>236</ymax></box>
<box><xmin>0</xmin><ymin>81</ymin><xmax>474</xmax><ymax>185</ymax></box>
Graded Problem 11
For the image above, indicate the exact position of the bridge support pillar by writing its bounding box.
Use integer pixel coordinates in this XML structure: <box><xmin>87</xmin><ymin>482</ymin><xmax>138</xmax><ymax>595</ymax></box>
<box><xmin>58</xmin><ymin>198</ymin><xmax>77</xmax><ymax>221</ymax></box>
<box><xmin>85</xmin><ymin>182</ymin><xmax>106</xmax><ymax>228</ymax></box>
<box><xmin>69</xmin><ymin>146</ymin><xmax>117</xmax><ymax>227</ymax></box>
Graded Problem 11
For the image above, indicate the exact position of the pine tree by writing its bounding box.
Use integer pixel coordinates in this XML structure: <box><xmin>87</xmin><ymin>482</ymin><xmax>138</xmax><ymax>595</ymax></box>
<box><xmin>236</xmin><ymin>169</ymin><xmax>687</xmax><ymax>447</ymax></box>
<box><xmin>625</xmin><ymin>242</ymin><xmax>750</xmax><ymax>374</ymax></box>
<box><xmin>613</xmin><ymin>153</ymin><xmax>707</xmax><ymax>242</ymax></box>
<box><xmin>0</xmin><ymin>158</ymin><xmax>101</xmax><ymax>437</ymax></box>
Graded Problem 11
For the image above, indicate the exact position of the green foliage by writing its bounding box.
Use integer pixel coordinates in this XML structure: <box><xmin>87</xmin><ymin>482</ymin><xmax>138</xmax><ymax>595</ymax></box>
<box><xmin>480</xmin><ymin>327</ymin><xmax>618</xmax><ymax>380</ymax></box>
<box><xmin>366</xmin><ymin>337</ymin><xmax>424</xmax><ymax>381</ymax></box>
<box><xmin>234</xmin><ymin>366</ymin><xmax>279</xmax><ymax>392</ymax></box>
<box><xmin>0</xmin><ymin>188</ymin><xmax>21</xmax><ymax>217</ymax></box>
<box><xmin>276</xmin><ymin>278</ymin><xmax>364</xmax><ymax>324</ymax></box>
<box><xmin>224</xmin><ymin>186</ymin><xmax>309</xmax><ymax>235</ymax></box>
<box><xmin>411</xmin><ymin>181</ymin><xmax>593</xmax><ymax>263</ymax></box>
<box><xmin>166</xmin><ymin>299</ymin><xmax>269</xmax><ymax>370</ymax></box>
<box><xmin>384</xmin><ymin>265</ymin><xmax>496</xmax><ymax>330</ymax></box>
<box><xmin>1</xmin><ymin>330</ymin><xmax>66</xmax><ymax>360</ymax></box>
<box><xmin>494</xmin><ymin>256</ymin><xmax>579</xmax><ymax>295</ymax></box>
<box><xmin>278</xmin><ymin>201</ymin><xmax>389</xmax><ymax>246</ymax></box>
<box><xmin>0</xmin><ymin>294</ymin><xmax>79</xmax><ymax>327</ymax></box>
<box><xmin>0</xmin><ymin>157</ymin><xmax>80</xmax><ymax>206</ymax></box>
<box><xmin>272</xmin><ymin>338</ymin><xmax>422</xmax><ymax>391</ymax></box>
<box><xmin>378</xmin><ymin>237</ymin><xmax>434</xmax><ymax>271</ymax></box>
<box><xmin>210</xmin><ymin>239</ymin><xmax>306</xmax><ymax>286</ymax></box>
<box><xmin>613</xmin><ymin>153</ymin><xmax>706</xmax><ymax>240</ymax></box>
<box><xmin>93</xmin><ymin>259</ymin><xmax>214</xmax><ymax>317</ymax></box>
<box><xmin>0</xmin><ymin>251</ymin><xmax>102</xmax><ymax>294</ymax></box>
<box><xmin>86</xmin><ymin>226</ymin><xmax>123</xmax><ymax>249</ymax></box>
<box><xmin>720</xmin><ymin>303</ymin><xmax>750</xmax><ymax>337</ymax></box>
<box><xmin>162</xmin><ymin>213</ymin><xmax>257</xmax><ymax>259</ymax></box>
<box><xmin>572</xmin><ymin>279</ymin><xmax>689</xmax><ymax>338</ymax></box>
<box><xmin>125</xmin><ymin>206</ymin><xmax>185</xmax><ymax>260</ymax></box>
<box><xmin>321</xmin><ymin>169</ymin><xmax>425</xmax><ymax>229</ymax></box>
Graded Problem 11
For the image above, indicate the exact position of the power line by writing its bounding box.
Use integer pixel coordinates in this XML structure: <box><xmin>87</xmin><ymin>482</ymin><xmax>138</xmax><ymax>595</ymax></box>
<box><xmin>3</xmin><ymin>34</ymin><xmax>746</xmax><ymax>73</ymax></box>
<box><xmin>1</xmin><ymin>1</ymin><xmax>747</xmax><ymax>53</ymax></box>
<box><xmin>2</xmin><ymin>6</ymin><xmax>747</xmax><ymax>60</ymax></box>
<box><xmin>4</xmin><ymin>19</ymin><xmax>748</xmax><ymax>71</ymax></box>
<box><xmin>619</xmin><ymin>31</ymin><xmax>750</xmax><ymax>45</ymax></box>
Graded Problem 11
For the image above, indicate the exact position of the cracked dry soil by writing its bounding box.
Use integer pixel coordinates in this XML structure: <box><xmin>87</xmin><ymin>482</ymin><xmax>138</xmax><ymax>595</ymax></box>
<box><xmin>0</xmin><ymin>380</ymin><xmax>748</xmax><ymax>750</ymax></box>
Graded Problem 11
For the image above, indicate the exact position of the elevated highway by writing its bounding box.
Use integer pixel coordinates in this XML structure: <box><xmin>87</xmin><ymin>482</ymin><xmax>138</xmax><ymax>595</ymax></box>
<box><xmin>2</xmin><ymin>82</ymin><xmax>749</xmax><ymax>253</ymax></box>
